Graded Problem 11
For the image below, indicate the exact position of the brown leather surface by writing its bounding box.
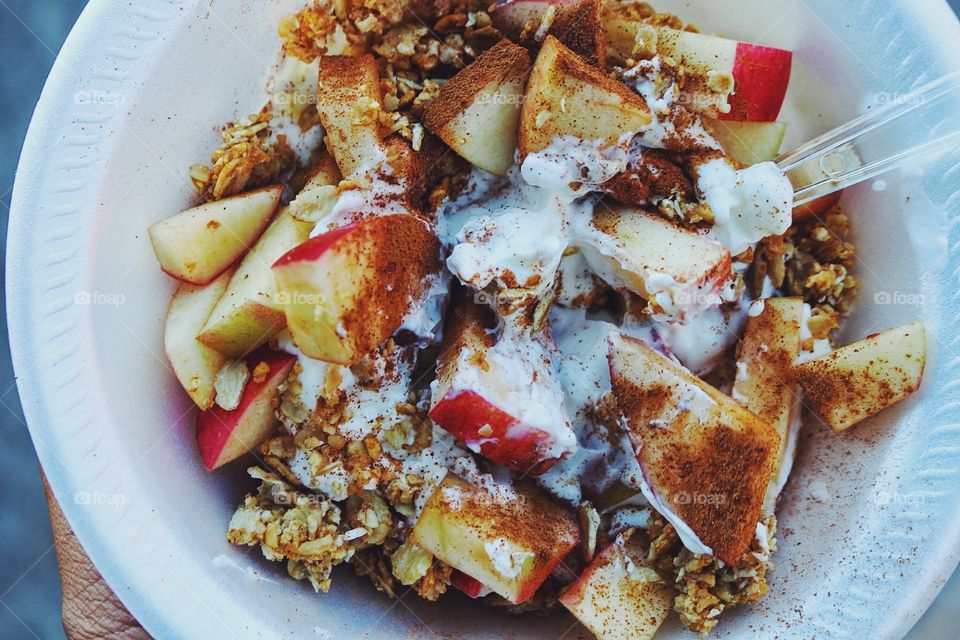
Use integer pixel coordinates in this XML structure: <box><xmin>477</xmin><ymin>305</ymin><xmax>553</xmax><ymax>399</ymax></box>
<box><xmin>42</xmin><ymin>476</ymin><xmax>151</xmax><ymax>640</ymax></box>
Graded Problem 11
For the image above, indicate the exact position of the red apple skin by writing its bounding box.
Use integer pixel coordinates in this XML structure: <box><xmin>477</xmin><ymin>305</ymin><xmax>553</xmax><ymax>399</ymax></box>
<box><xmin>429</xmin><ymin>390</ymin><xmax>561</xmax><ymax>475</ymax></box>
<box><xmin>196</xmin><ymin>348</ymin><xmax>296</xmax><ymax>470</ymax></box>
<box><xmin>721</xmin><ymin>43</ymin><xmax>793</xmax><ymax>122</ymax></box>
<box><xmin>272</xmin><ymin>222</ymin><xmax>356</xmax><ymax>267</ymax></box>
<box><xmin>451</xmin><ymin>570</ymin><xmax>487</xmax><ymax>598</ymax></box>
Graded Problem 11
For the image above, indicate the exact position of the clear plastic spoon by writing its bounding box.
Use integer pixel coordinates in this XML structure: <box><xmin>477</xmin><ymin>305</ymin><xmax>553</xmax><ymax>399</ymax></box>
<box><xmin>776</xmin><ymin>70</ymin><xmax>960</xmax><ymax>206</ymax></box>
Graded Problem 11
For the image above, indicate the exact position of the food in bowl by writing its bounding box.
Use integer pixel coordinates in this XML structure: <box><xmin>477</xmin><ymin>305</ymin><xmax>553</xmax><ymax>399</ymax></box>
<box><xmin>148</xmin><ymin>0</ymin><xmax>928</xmax><ymax>636</ymax></box>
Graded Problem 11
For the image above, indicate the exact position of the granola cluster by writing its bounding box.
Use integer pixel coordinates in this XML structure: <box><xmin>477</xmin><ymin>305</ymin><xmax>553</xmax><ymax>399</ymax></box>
<box><xmin>189</xmin><ymin>106</ymin><xmax>297</xmax><ymax>201</ymax></box>
<box><xmin>647</xmin><ymin>513</ymin><xmax>776</xmax><ymax>634</ymax></box>
<box><xmin>226</xmin><ymin>467</ymin><xmax>359</xmax><ymax>592</ymax></box>
<box><xmin>280</xmin><ymin>0</ymin><xmax>500</xmax><ymax>147</ymax></box>
<box><xmin>750</xmin><ymin>208</ymin><xmax>861</xmax><ymax>345</ymax></box>
<box><xmin>353</xmin><ymin>537</ymin><xmax>454</xmax><ymax>601</ymax></box>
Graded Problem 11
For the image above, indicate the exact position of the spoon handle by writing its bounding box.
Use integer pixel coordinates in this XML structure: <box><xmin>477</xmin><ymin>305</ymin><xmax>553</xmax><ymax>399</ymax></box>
<box><xmin>776</xmin><ymin>70</ymin><xmax>960</xmax><ymax>206</ymax></box>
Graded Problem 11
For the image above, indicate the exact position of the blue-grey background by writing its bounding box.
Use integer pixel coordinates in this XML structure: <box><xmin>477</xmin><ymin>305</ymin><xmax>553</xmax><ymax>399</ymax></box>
<box><xmin>2</xmin><ymin>1</ymin><xmax>959</xmax><ymax>639</ymax></box>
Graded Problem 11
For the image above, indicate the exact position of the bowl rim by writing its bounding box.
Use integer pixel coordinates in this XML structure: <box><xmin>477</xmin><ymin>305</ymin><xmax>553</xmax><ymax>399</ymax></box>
<box><xmin>8</xmin><ymin>0</ymin><xmax>960</xmax><ymax>638</ymax></box>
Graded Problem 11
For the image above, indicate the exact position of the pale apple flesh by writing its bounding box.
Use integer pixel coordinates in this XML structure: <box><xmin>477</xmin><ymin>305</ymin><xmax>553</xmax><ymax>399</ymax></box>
<box><xmin>702</xmin><ymin>119</ymin><xmax>787</xmax><ymax>165</ymax></box>
<box><xmin>196</xmin><ymin>348</ymin><xmax>296</xmax><ymax>470</ymax></box>
<box><xmin>732</xmin><ymin>297</ymin><xmax>803</xmax><ymax>511</ymax></box>
<box><xmin>429</xmin><ymin>293</ymin><xmax>574</xmax><ymax>475</ymax></box>
<box><xmin>409</xmin><ymin>474</ymin><xmax>579</xmax><ymax>604</ymax></box>
<box><xmin>559</xmin><ymin>529</ymin><xmax>674</xmax><ymax>640</ymax></box>
<box><xmin>423</xmin><ymin>40</ymin><xmax>531</xmax><ymax>177</ymax></box>
<box><xmin>519</xmin><ymin>36</ymin><xmax>652</xmax><ymax>159</ymax></box>
<box><xmin>197</xmin><ymin>209</ymin><xmax>314</xmax><ymax>357</ymax></box>
<box><xmin>793</xmin><ymin>321</ymin><xmax>926</xmax><ymax>432</ymax></box>
<box><xmin>608</xmin><ymin>332</ymin><xmax>779</xmax><ymax>565</ymax></box>
<box><xmin>316</xmin><ymin>54</ymin><xmax>389</xmax><ymax>179</ymax></box>
<box><xmin>578</xmin><ymin>206</ymin><xmax>733</xmax><ymax>321</ymax></box>
<box><xmin>149</xmin><ymin>185</ymin><xmax>282</xmax><ymax>285</ymax></box>
<box><xmin>604</xmin><ymin>22</ymin><xmax>792</xmax><ymax>122</ymax></box>
<box><xmin>272</xmin><ymin>213</ymin><xmax>441</xmax><ymax>365</ymax></box>
<box><xmin>164</xmin><ymin>270</ymin><xmax>233</xmax><ymax>410</ymax></box>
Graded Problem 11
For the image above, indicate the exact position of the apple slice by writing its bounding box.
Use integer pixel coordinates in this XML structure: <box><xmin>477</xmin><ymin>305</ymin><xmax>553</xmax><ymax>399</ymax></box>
<box><xmin>606</xmin><ymin>24</ymin><xmax>792</xmax><ymax>122</ymax></box>
<box><xmin>423</xmin><ymin>40</ymin><xmax>531</xmax><ymax>176</ymax></box>
<box><xmin>196</xmin><ymin>348</ymin><xmax>296</xmax><ymax>470</ymax></box>
<box><xmin>149</xmin><ymin>185</ymin><xmax>282</xmax><ymax>285</ymax></box>
<box><xmin>409</xmin><ymin>474</ymin><xmax>579</xmax><ymax>604</ymax></box>
<box><xmin>303</xmin><ymin>152</ymin><xmax>343</xmax><ymax>191</ymax></box>
<box><xmin>608</xmin><ymin>332</ymin><xmax>779</xmax><ymax>565</ymax></box>
<box><xmin>702</xmin><ymin>119</ymin><xmax>787</xmax><ymax>165</ymax></box>
<box><xmin>559</xmin><ymin>529</ymin><xmax>674</xmax><ymax>640</ymax></box>
<box><xmin>196</xmin><ymin>209</ymin><xmax>314</xmax><ymax>357</ymax></box>
<box><xmin>519</xmin><ymin>36</ymin><xmax>651</xmax><ymax>158</ymax></box>
<box><xmin>272</xmin><ymin>213</ymin><xmax>441</xmax><ymax>365</ymax></box>
<box><xmin>316</xmin><ymin>54</ymin><xmax>389</xmax><ymax>179</ymax></box>
<box><xmin>574</xmin><ymin>205</ymin><xmax>732</xmax><ymax>322</ymax></box>
<box><xmin>793</xmin><ymin>321</ymin><xmax>926</xmax><ymax>432</ymax></box>
<box><xmin>164</xmin><ymin>271</ymin><xmax>233</xmax><ymax>410</ymax></box>
<box><xmin>658</xmin><ymin>28</ymin><xmax>792</xmax><ymax>122</ymax></box>
<box><xmin>429</xmin><ymin>291</ymin><xmax>576</xmax><ymax>475</ymax></box>
<box><xmin>732</xmin><ymin>297</ymin><xmax>803</xmax><ymax>510</ymax></box>
<box><xmin>493</xmin><ymin>0</ymin><xmax>606</xmax><ymax>67</ymax></box>
<box><xmin>450</xmin><ymin>570</ymin><xmax>490</xmax><ymax>599</ymax></box>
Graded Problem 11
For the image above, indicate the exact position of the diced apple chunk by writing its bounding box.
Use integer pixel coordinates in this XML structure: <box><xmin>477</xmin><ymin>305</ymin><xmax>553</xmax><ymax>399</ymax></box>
<box><xmin>559</xmin><ymin>530</ymin><xmax>673</xmax><ymax>640</ymax></box>
<box><xmin>793</xmin><ymin>321</ymin><xmax>926</xmax><ymax>432</ymax></box>
<box><xmin>196</xmin><ymin>348</ymin><xmax>296</xmax><ymax>470</ymax></box>
<box><xmin>149</xmin><ymin>185</ymin><xmax>282</xmax><ymax>285</ymax></box>
<box><xmin>608</xmin><ymin>332</ymin><xmax>779</xmax><ymax>565</ymax></box>
<box><xmin>316</xmin><ymin>55</ymin><xmax>389</xmax><ymax>179</ymax></box>
<box><xmin>605</xmin><ymin>22</ymin><xmax>792</xmax><ymax>122</ymax></box>
<box><xmin>575</xmin><ymin>205</ymin><xmax>732</xmax><ymax>322</ymax></box>
<box><xmin>197</xmin><ymin>209</ymin><xmax>314</xmax><ymax>357</ymax></box>
<box><xmin>410</xmin><ymin>474</ymin><xmax>579</xmax><ymax>604</ymax></box>
<box><xmin>424</xmin><ymin>40</ymin><xmax>531</xmax><ymax>176</ymax></box>
<box><xmin>450</xmin><ymin>570</ymin><xmax>490</xmax><ymax>598</ymax></box>
<box><xmin>164</xmin><ymin>271</ymin><xmax>233</xmax><ymax>409</ymax></box>
<box><xmin>733</xmin><ymin>297</ymin><xmax>803</xmax><ymax>510</ymax></box>
<box><xmin>272</xmin><ymin>213</ymin><xmax>441</xmax><ymax>365</ymax></box>
<box><xmin>702</xmin><ymin>119</ymin><xmax>787</xmax><ymax>165</ymax></box>
<box><xmin>429</xmin><ymin>291</ymin><xmax>575</xmax><ymax>475</ymax></box>
<box><xmin>493</xmin><ymin>0</ymin><xmax>606</xmax><ymax>67</ymax></box>
<box><xmin>519</xmin><ymin>36</ymin><xmax>651</xmax><ymax>158</ymax></box>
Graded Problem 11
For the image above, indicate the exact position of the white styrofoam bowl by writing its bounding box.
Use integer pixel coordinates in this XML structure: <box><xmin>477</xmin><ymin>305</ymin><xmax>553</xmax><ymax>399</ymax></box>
<box><xmin>8</xmin><ymin>0</ymin><xmax>960</xmax><ymax>638</ymax></box>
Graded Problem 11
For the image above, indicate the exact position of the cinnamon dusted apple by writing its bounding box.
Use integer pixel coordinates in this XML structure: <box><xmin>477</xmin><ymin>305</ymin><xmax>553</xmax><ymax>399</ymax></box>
<box><xmin>793</xmin><ymin>321</ymin><xmax>926</xmax><ymax>432</ymax></box>
<box><xmin>492</xmin><ymin>0</ymin><xmax>607</xmax><ymax>67</ymax></box>
<box><xmin>423</xmin><ymin>39</ymin><xmax>531</xmax><ymax>176</ymax></box>
<box><xmin>519</xmin><ymin>36</ymin><xmax>652</xmax><ymax>159</ymax></box>
<box><xmin>409</xmin><ymin>473</ymin><xmax>579</xmax><ymax>604</ymax></box>
<box><xmin>732</xmin><ymin>297</ymin><xmax>804</xmax><ymax>511</ymax></box>
<box><xmin>316</xmin><ymin>54</ymin><xmax>390</xmax><ymax>179</ymax></box>
<box><xmin>272</xmin><ymin>213</ymin><xmax>442</xmax><ymax>365</ymax></box>
<box><xmin>559</xmin><ymin>529</ymin><xmax>674</xmax><ymax>640</ymax></box>
<box><xmin>608</xmin><ymin>332</ymin><xmax>779</xmax><ymax>565</ymax></box>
